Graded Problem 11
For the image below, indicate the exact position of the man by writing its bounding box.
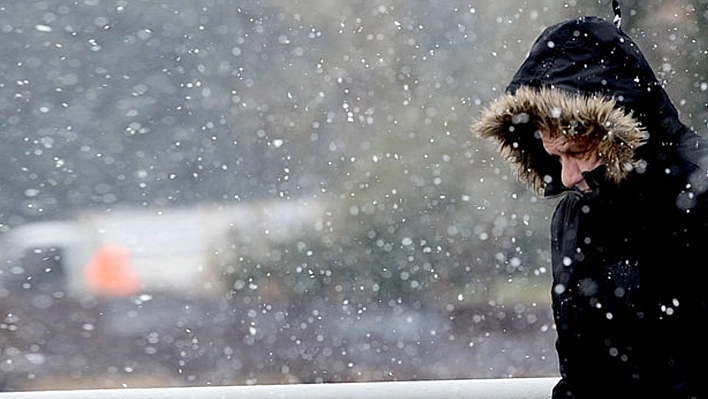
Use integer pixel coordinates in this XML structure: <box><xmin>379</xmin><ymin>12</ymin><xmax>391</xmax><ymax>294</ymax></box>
<box><xmin>474</xmin><ymin>9</ymin><xmax>708</xmax><ymax>399</ymax></box>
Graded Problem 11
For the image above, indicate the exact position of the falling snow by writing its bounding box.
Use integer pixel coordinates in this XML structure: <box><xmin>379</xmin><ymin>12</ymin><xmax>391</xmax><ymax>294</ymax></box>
<box><xmin>0</xmin><ymin>0</ymin><xmax>706</xmax><ymax>392</ymax></box>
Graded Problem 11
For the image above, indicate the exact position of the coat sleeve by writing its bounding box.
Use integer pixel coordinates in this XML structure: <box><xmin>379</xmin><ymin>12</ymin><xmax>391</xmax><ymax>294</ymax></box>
<box><xmin>549</xmin><ymin>193</ymin><xmax>585</xmax><ymax>398</ymax></box>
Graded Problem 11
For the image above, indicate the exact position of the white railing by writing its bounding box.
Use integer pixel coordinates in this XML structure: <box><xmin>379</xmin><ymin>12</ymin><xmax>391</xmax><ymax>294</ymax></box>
<box><xmin>0</xmin><ymin>378</ymin><xmax>557</xmax><ymax>399</ymax></box>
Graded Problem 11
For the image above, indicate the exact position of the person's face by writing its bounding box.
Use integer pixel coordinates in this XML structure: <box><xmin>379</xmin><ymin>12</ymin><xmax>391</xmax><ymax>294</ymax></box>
<box><xmin>541</xmin><ymin>132</ymin><xmax>602</xmax><ymax>192</ymax></box>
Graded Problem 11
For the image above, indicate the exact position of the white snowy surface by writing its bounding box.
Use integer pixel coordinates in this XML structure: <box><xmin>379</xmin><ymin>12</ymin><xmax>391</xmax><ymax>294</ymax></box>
<box><xmin>0</xmin><ymin>378</ymin><xmax>558</xmax><ymax>399</ymax></box>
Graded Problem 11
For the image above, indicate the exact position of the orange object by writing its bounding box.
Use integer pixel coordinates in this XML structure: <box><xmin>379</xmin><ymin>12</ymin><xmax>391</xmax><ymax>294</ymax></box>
<box><xmin>84</xmin><ymin>244</ymin><xmax>141</xmax><ymax>297</ymax></box>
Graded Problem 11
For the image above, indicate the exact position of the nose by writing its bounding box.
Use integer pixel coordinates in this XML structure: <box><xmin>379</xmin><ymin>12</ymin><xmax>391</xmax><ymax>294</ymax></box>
<box><xmin>560</xmin><ymin>157</ymin><xmax>585</xmax><ymax>189</ymax></box>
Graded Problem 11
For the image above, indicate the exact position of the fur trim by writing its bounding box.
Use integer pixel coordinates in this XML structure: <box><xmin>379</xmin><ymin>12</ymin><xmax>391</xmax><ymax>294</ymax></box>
<box><xmin>473</xmin><ymin>86</ymin><xmax>648</xmax><ymax>194</ymax></box>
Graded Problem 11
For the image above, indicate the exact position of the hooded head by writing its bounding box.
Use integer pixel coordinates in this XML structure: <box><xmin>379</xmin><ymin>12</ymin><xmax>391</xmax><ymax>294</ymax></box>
<box><xmin>474</xmin><ymin>16</ymin><xmax>684</xmax><ymax>196</ymax></box>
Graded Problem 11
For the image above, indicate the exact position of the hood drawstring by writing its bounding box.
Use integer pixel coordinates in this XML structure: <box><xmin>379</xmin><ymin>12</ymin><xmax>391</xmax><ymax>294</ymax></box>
<box><xmin>612</xmin><ymin>0</ymin><xmax>622</xmax><ymax>29</ymax></box>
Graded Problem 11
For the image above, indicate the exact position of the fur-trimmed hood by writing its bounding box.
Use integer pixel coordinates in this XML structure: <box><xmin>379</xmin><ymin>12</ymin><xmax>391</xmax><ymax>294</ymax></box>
<box><xmin>473</xmin><ymin>16</ymin><xmax>686</xmax><ymax>196</ymax></box>
<box><xmin>474</xmin><ymin>86</ymin><xmax>647</xmax><ymax>195</ymax></box>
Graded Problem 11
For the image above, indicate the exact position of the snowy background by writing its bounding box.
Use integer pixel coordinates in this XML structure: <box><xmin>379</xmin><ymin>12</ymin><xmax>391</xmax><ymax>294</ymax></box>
<box><xmin>0</xmin><ymin>0</ymin><xmax>706</xmax><ymax>391</ymax></box>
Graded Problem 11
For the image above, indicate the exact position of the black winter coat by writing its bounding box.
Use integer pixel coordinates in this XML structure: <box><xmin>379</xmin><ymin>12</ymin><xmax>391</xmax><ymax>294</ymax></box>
<box><xmin>475</xmin><ymin>16</ymin><xmax>708</xmax><ymax>399</ymax></box>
